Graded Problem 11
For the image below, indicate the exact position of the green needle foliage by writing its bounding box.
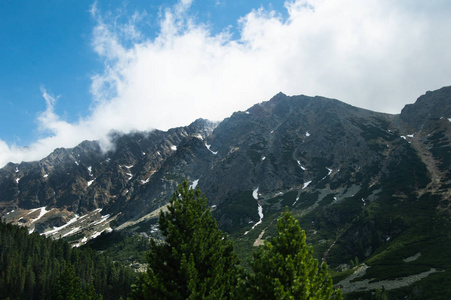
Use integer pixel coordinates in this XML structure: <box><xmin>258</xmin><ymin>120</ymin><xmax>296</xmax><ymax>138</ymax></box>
<box><xmin>0</xmin><ymin>222</ymin><xmax>135</xmax><ymax>299</ymax></box>
<box><xmin>52</xmin><ymin>264</ymin><xmax>102</xmax><ymax>300</ymax></box>
<box><xmin>242</xmin><ymin>209</ymin><xmax>342</xmax><ymax>300</ymax></box>
<box><xmin>131</xmin><ymin>180</ymin><xmax>241</xmax><ymax>300</ymax></box>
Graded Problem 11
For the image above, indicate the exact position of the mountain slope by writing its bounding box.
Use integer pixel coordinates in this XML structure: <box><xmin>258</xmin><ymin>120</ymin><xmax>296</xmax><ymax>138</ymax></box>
<box><xmin>1</xmin><ymin>86</ymin><xmax>451</xmax><ymax>298</ymax></box>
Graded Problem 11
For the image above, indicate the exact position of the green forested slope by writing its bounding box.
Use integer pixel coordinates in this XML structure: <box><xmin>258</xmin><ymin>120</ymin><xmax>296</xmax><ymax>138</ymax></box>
<box><xmin>0</xmin><ymin>222</ymin><xmax>137</xmax><ymax>299</ymax></box>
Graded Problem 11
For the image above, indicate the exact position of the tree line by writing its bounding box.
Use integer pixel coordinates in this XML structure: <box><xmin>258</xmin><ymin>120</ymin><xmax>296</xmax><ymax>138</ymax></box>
<box><xmin>0</xmin><ymin>220</ymin><xmax>136</xmax><ymax>299</ymax></box>
<box><xmin>1</xmin><ymin>180</ymin><xmax>342</xmax><ymax>299</ymax></box>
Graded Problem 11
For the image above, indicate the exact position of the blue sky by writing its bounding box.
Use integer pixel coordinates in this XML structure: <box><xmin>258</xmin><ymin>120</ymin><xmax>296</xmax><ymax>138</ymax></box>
<box><xmin>1</xmin><ymin>0</ymin><xmax>451</xmax><ymax>167</ymax></box>
<box><xmin>0</xmin><ymin>0</ymin><xmax>285</xmax><ymax>147</ymax></box>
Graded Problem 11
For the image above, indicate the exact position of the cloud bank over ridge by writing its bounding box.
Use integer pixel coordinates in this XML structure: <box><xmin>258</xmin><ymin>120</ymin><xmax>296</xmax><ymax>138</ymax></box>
<box><xmin>1</xmin><ymin>0</ymin><xmax>451</xmax><ymax>167</ymax></box>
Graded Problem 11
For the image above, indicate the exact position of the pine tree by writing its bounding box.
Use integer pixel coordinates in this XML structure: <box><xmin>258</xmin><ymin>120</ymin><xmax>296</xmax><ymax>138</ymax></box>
<box><xmin>131</xmin><ymin>180</ymin><xmax>240</xmax><ymax>300</ymax></box>
<box><xmin>243</xmin><ymin>209</ymin><xmax>342</xmax><ymax>300</ymax></box>
<box><xmin>52</xmin><ymin>264</ymin><xmax>83</xmax><ymax>300</ymax></box>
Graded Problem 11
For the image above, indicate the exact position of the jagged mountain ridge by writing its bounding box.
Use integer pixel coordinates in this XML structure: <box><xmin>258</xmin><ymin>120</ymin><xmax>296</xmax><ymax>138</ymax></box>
<box><xmin>1</xmin><ymin>88</ymin><xmax>450</xmax><ymax>235</ymax></box>
<box><xmin>1</xmin><ymin>86</ymin><xmax>451</xmax><ymax>297</ymax></box>
<box><xmin>0</xmin><ymin>118</ymin><xmax>217</xmax><ymax>239</ymax></box>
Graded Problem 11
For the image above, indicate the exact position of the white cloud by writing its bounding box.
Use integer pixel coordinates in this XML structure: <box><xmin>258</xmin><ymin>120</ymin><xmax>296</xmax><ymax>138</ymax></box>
<box><xmin>1</xmin><ymin>0</ymin><xmax>451</xmax><ymax>167</ymax></box>
<box><xmin>88</xmin><ymin>0</ymin><xmax>451</xmax><ymax>128</ymax></box>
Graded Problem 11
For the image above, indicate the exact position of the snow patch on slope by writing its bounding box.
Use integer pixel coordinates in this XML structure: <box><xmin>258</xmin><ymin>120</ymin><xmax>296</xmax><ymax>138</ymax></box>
<box><xmin>30</xmin><ymin>207</ymin><xmax>50</xmax><ymax>224</ymax></box>
<box><xmin>141</xmin><ymin>178</ymin><xmax>150</xmax><ymax>184</ymax></box>
<box><xmin>251</xmin><ymin>205</ymin><xmax>264</xmax><ymax>230</ymax></box>
<box><xmin>245</xmin><ymin>187</ymin><xmax>264</xmax><ymax>235</ymax></box>
<box><xmin>252</xmin><ymin>187</ymin><xmax>259</xmax><ymax>200</ymax></box>
<box><xmin>205</xmin><ymin>143</ymin><xmax>218</xmax><ymax>155</ymax></box>
<box><xmin>302</xmin><ymin>181</ymin><xmax>312</xmax><ymax>189</ymax></box>
<box><xmin>44</xmin><ymin>214</ymin><xmax>81</xmax><ymax>237</ymax></box>
<box><xmin>297</xmin><ymin>161</ymin><xmax>306</xmax><ymax>170</ymax></box>
<box><xmin>190</xmin><ymin>179</ymin><xmax>200</xmax><ymax>190</ymax></box>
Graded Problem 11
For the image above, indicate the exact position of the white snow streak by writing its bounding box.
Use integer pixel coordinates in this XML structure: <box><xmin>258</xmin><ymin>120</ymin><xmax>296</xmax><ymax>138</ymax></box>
<box><xmin>140</xmin><ymin>178</ymin><xmax>150</xmax><ymax>184</ymax></box>
<box><xmin>87</xmin><ymin>179</ymin><xmax>95</xmax><ymax>187</ymax></box>
<box><xmin>245</xmin><ymin>187</ymin><xmax>264</xmax><ymax>235</ymax></box>
<box><xmin>302</xmin><ymin>181</ymin><xmax>312</xmax><ymax>189</ymax></box>
<box><xmin>62</xmin><ymin>227</ymin><xmax>81</xmax><ymax>237</ymax></box>
<box><xmin>205</xmin><ymin>143</ymin><xmax>218</xmax><ymax>155</ymax></box>
<box><xmin>171</xmin><ymin>145</ymin><xmax>177</xmax><ymax>151</ymax></box>
<box><xmin>250</xmin><ymin>205</ymin><xmax>264</xmax><ymax>230</ymax></box>
<box><xmin>27</xmin><ymin>207</ymin><xmax>42</xmax><ymax>215</ymax></box>
<box><xmin>91</xmin><ymin>213</ymin><xmax>111</xmax><ymax>226</ymax></box>
<box><xmin>30</xmin><ymin>207</ymin><xmax>50</xmax><ymax>224</ymax></box>
<box><xmin>90</xmin><ymin>231</ymin><xmax>103</xmax><ymax>240</ymax></box>
<box><xmin>190</xmin><ymin>179</ymin><xmax>200</xmax><ymax>190</ymax></box>
<box><xmin>297</xmin><ymin>161</ymin><xmax>306</xmax><ymax>170</ymax></box>
<box><xmin>319</xmin><ymin>167</ymin><xmax>333</xmax><ymax>181</ymax></box>
<box><xmin>44</xmin><ymin>214</ymin><xmax>81</xmax><ymax>237</ymax></box>
<box><xmin>252</xmin><ymin>187</ymin><xmax>259</xmax><ymax>200</ymax></box>
<box><xmin>326</xmin><ymin>168</ymin><xmax>333</xmax><ymax>176</ymax></box>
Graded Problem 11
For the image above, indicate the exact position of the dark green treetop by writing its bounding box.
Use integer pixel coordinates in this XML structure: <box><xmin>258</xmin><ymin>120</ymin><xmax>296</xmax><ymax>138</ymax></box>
<box><xmin>131</xmin><ymin>180</ymin><xmax>240</xmax><ymax>300</ymax></box>
<box><xmin>243</xmin><ymin>209</ymin><xmax>342</xmax><ymax>300</ymax></box>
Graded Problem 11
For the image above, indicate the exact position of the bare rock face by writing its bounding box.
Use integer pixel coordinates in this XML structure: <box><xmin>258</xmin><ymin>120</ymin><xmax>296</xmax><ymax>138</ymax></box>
<box><xmin>400</xmin><ymin>86</ymin><xmax>451</xmax><ymax>131</ymax></box>
<box><xmin>0</xmin><ymin>118</ymin><xmax>217</xmax><ymax>242</ymax></box>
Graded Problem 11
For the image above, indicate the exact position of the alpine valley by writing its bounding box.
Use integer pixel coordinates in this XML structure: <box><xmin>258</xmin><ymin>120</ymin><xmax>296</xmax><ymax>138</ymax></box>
<box><xmin>2</xmin><ymin>86</ymin><xmax>451</xmax><ymax>298</ymax></box>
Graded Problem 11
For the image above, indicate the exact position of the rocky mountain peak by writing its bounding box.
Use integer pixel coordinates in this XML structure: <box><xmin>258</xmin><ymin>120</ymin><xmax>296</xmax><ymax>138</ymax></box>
<box><xmin>400</xmin><ymin>85</ymin><xmax>451</xmax><ymax>131</ymax></box>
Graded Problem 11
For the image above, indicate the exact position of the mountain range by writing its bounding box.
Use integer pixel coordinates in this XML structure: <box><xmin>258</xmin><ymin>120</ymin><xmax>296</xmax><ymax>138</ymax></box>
<box><xmin>1</xmin><ymin>86</ymin><xmax>451</xmax><ymax>298</ymax></box>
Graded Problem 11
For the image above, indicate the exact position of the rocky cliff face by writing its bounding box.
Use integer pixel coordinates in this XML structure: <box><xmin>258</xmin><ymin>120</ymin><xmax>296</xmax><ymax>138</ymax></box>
<box><xmin>0</xmin><ymin>118</ymin><xmax>217</xmax><ymax>241</ymax></box>
<box><xmin>1</xmin><ymin>87</ymin><xmax>451</xmax><ymax>297</ymax></box>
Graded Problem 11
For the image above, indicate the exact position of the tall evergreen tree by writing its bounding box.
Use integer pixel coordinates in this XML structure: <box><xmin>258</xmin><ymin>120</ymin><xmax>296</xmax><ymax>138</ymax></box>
<box><xmin>131</xmin><ymin>180</ymin><xmax>240</xmax><ymax>300</ymax></box>
<box><xmin>243</xmin><ymin>209</ymin><xmax>342</xmax><ymax>300</ymax></box>
<box><xmin>52</xmin><ymin>264</ymin><xmax>83</xmax><ymax>300</ymax></box>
